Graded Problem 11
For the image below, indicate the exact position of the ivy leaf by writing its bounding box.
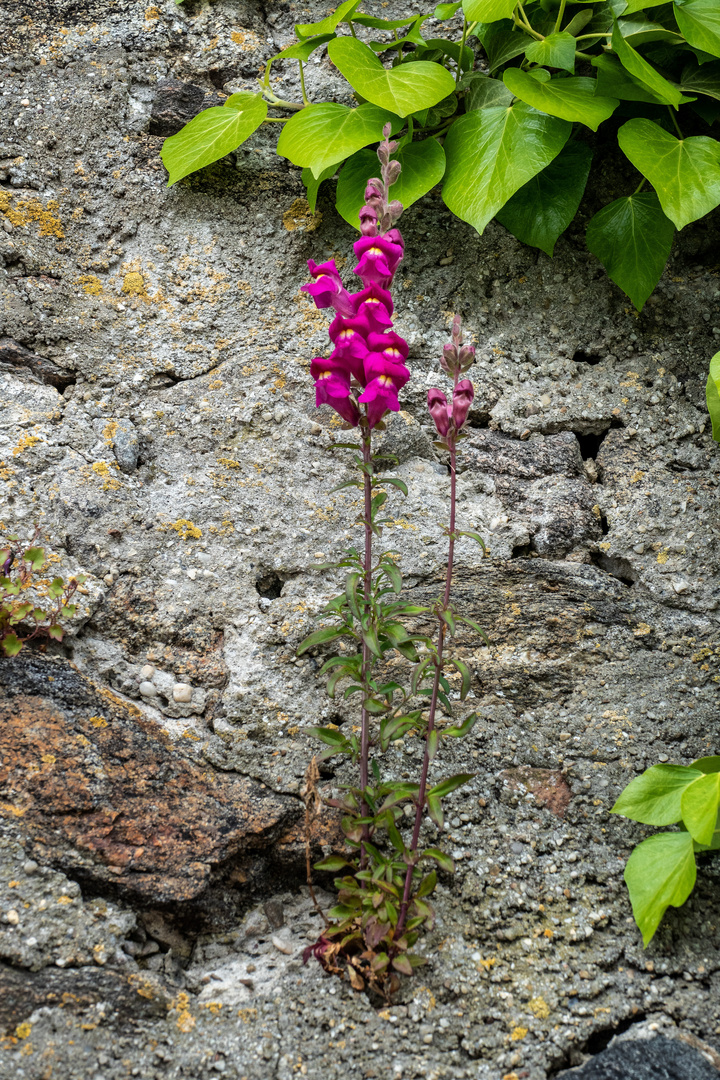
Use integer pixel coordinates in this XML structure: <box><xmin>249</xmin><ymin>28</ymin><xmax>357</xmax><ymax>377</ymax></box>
<box><xmin>525</xmin><ymin>32</ymin><xmax>577</xmax><ymax>73</ymax></box>
<box><xmin>336</xmin><ymin>140</ymin><xmax>446</xmax><ymax>229</ymax></box>
<box><xmin>585</xmin><ymin>191</ymin><xmax>675</xmax><ymax>311</ymax></box>
<box><xmin>681</xmin><ymin>773</ymin><xmax>720</xmax><ymax>846</ymax></box>
<box><xmin>442</xmin><ymin>102</ymin><xmax>571</xmax><ymax>234</ymax></box>
<box><xmin>497</xmin><ymin>140</ymin><xmax>592</xmax><ymax>256</ymax></box>
<box><xmin>463</xmin><ymin>0</ymin><xmax>517</xmax><ymax>21</ymax></box>
<box><xmin>704</xmin><ymin>353</ymin><xmax>719</xmax><ymax>441</ymax></box>
<box><xmin>618</xmin><ymin>15</ymin><xmax>685</xmax><ymax>48</ymax></box>
<box><xmin>277</xmin><ymin>102</ymin><xmax>400</xmax><ymax>178</ymax></box>
<box><xmin>680</xmin><ymin>59</ymin><xmax>720</xmax><ymax>101</ymax></box>
<box><xmin>503</xmin><ymin>69</ymin><xmax>619</xmax><ymax>131</ymax></box>
<box><xmin>623</xmin><ymin>831</ymin><xmax>696</xmax><ymax>946</ymax></box>
<box><xmin>673</xmin><ymin>0</ymin><xmax>720</xmax><ymax>60</ymax></box>
<box><xmin>23</xmin><ymin>547</ymin><xmax>45</xmax><ymax>570</ymax></box>
<box><xmin>302</xmin><ymin>163</ymin><xmax>339</xmax><ymax>213</ymax></box>
<box><xmin>295</xmin><ymin>0</ymin><xmax>360</xmax><ymax>39</ymax></box>
<box><xmin>435</xmin><ymin>1</ymin><xmax>463</xmax><ymax>16</ymax></box>
<box><xmin>161</xmin><ymin>93</ymin><xmax>268</xmax><ymax>186</ymax></box>
<box><xmin>268</xmin><ymin>33</ymin><xmax>335</xmax><ymax>65</ymax></box>
<box><xmin>462</xmin><ymin>72</ymin><xmax>514</xmax><ymax>110</ymax></box>
<box><xmin>611</xmin><ymin>763</ymin><xmax>702</xmax><ymax>825</ymax></box>
<box><xmin>611</xmin><ymin>22</ymin><xmax>685</xmax><ymax>106</ymax></box>
<box><xmin>1</xmin><ymin>632</ymin><xmax>22</xmax><ymax>656</ymax></box>
<box><xmin>479</xmin><ymin>20</ymin><xmax>530</xmax><ymax>72</ymax></box>
<box><xmin>692</xmin><ymin>755</ymin><xmax>720</xmax><ymax>774</ymax></box>
<box><xmin>593</xmin><ymin>53</ymin><xmax>676</xmax><ymax>103</ymax></box>
<box><xmin>617</xmin><ymin>118</ymin><xmax>720</xmax><ymax>229</ymax></box>
<box><xmin>327</xmin><ymin>38</ymin><xmax>456</xmax><ymax>117</ymax></box>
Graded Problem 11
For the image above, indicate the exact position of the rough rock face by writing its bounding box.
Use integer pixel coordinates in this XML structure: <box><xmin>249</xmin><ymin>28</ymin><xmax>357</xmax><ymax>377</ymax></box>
<box><xmin>0</xmin><ymin>654</ymin><xmax>301</xmax><ymax>905</ymax></box>
<box><xmin>1</xmin><ymin>0</ymin><xmax>720</xmax><ymax>1077</ymax></box>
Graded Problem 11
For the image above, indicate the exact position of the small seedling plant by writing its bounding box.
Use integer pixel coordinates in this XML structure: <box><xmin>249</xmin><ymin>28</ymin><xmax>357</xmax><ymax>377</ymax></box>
<box><xmin>297</xmin><ymin>129</ymin><xmax>486</xmax><ymax>997</ymax></box>
<box><xmin>164</xmin><ymin>0</ymin><xmax>720</xmax><ymax>325</ymax></box>
<box><xmin>611</xmin><ymin>755</ymin><xmax>720</xmax><ymax>945</ymax></box>
<box><xmin>0</xmin><ymin>529</ymin><xmax>85</xmax><ymax>656</ymax></box>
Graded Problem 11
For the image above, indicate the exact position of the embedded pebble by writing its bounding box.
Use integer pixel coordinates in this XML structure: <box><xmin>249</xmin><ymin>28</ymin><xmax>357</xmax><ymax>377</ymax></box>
<box><xmin>272</xmin><ymin>936</ymin><xmax>293</xmax><ymax>955</ymax></box>
<box><xmin>172</xmin><ymin>683</ymin><xmax>193</xmax><ymax>703</ymax></box>
<box><xmin>140</xmin><ymin>664</ymin><xmax>155</xmax><ymax>680</ymax></box>
<box><xmin>138</xmin><ymin>681</ymin><xmax>157</xmax><ymax>697</ymax></box>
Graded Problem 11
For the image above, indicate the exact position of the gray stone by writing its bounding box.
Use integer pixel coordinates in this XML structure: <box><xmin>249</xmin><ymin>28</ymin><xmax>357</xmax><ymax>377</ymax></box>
<box><xmin>561</xmin><ymin>1035</ymin><xmax>719</xmax><ymax>1079</ymax></box>
<box><xmin>111</xmin><ymin>419</ymin><xmax>139</xmax><ymax>474</ymax></box>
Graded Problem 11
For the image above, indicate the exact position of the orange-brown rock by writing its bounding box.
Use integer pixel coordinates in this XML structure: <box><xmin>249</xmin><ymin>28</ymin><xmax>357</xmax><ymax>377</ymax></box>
<box><xmin>500</xmin><ymin>766</ymin><xmax>572</xmax><ymax>818</ymax></box>
<box><xmin>0</xmin><ymin>654</ymin><xmax>301</xmax><ymax>905</ymax></box>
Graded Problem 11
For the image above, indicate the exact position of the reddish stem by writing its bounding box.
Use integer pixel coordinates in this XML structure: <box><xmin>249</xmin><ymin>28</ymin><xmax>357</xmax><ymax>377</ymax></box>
<box><xmin>396</xmin><ymin>413</ymin><xmax>458</xmax><ymax>936</ymax></box>
<box><xmin>359</xmin><ymin>425</ymin><xmax>373</xmax><ymax>869</ymax></box>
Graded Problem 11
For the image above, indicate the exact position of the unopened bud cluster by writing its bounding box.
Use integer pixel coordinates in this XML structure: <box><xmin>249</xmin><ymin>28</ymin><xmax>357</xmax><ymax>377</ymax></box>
<box><xmin>427</xmin><ymin>315</ymin><xmax>476</xmax><ymax>449</ymax></box>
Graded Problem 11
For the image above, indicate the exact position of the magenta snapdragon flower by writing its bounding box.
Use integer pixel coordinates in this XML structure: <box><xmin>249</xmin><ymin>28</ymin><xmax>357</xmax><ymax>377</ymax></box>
<box><xmin>302</xmin><ymin>125</ymin><xmax>409</xmax><ymax>430</ymax></box>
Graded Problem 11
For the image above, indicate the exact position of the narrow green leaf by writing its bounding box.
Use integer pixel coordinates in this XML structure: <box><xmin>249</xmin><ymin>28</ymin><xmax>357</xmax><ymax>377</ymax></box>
<box><xmin>416</xmin><ymin>870</ymin><xmax>437</xmax><ymax>898</ymax></box>
<box><xmin>611</xmin><ymin>763</ymin><xmax>702</xmax><ymax>825</ymax></box>
<box><xmin>429</xmin><ymin>773</ymin><xmax>474</xmax><ymax>799</ymax></box>
<box><xmin>497</xmin><ymin>140</ymin><xmax>592</xmax><ymax>256</ymax></box>
<box><xmin>362</xmin><ymin>624</ymin><xmax>383</xmax><ymax>658</ymax></box>
<box><xmin>450</xmin><ymin>657</ymin><xmax>472</xmax><ymax>699</ymax></box>
<box><xmin>295</xmin><ymin>0</ymin><xmax>360</xmax><ymax>39</ymax></box>
<box><xmin>427</xmin><ymin>793</ymin><xmax>444</xmax><ymax>828</ymax></box>
<box><xmin>611</xmin><ymin>22</ymin><xmax>684</xmax><ymax>106</ymax></box>
<box><xmin>586</xmin><ymin>191</ymin><xmax>675</xmax><ymax>311</ymax></box>
<box><xmin>297</xmin><ymin>625</ymin><xmax>348</xmax><ymax>654</ymax></box>
<box><xmin>336</xmin><ymin>140</ymin><xmax>446</xmax><ymax>230</ymax></box>
<box><xmin>503</xmin><ymin>69</ymin><xmax>619</xmax><ymax>131</ymax></box>
<box><xmin>392</xmin><ymin>954</ymin><xmax>414</xmax><ymax>975</ymax></box>
<box><xmin>278</xmin><ymin>102</ymin><xmax>400</xmax><ymax>178</ymax></box>
<box><xmin>328</xmin><ymin>37</ymin><xmax>456</xmax><ymax>117</ymax></box>
<box><xmin>624</xmin><ymin>831</ymin><xmax>696</xmax><ymax>946</ymax></box>
<box><xmin>442</xmin><ymin>102</ymin><xmax>571</xmax><ymax>234</ymax></box>
<box><xmin>525</xmin><ymin>31</ymin><xmax>577</xmax><ymax>73</ymax></box>
<box><xmin>674</xmin><ymin>0</ymin><xmax>720</xmax><ymax>60</ymax></box>
<box><xmin>161</xmin><ymin>93</ymin><xmax>268</xmax><ymax>186</ymax></box>
<box><xmin>307</xmin><ymin>726</ymin><xmax>350</xmax><ymax>749</ymax></box>
<box><xmin>422</xmin><ymin>847</ymin><xmax>455</xmax><ymax>872</ymax></box>
<box><xmin>314</xmin><ymin>855</ymin><xmax>352</xmax><ymax>871</ymax></box>
<box><xmin>617</xmin><ymin>118</ymin><xmax>720</xmax><ymax>229</ymax></box>
<box><xmin>681</xmin><ymin>773</ymin><xmax>720</xmax><ymax>845</ymax></box>
<box><xmin>427</xmin><ymin>728</ymin><xmax>439</xmax><ymax>762</ymax></box>
<box><xmin>444</xmin><ymin>712</ymin><xmax>478</xmax><ymax>738</ymax></box>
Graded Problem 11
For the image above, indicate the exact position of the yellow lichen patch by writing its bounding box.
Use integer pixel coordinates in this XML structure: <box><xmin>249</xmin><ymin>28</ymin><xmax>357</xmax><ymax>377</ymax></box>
<box><xmin>0</xmin><ymin>802</ymin><xmax>26</xmax><ymax>817</ymax></box>
<box><xmin>122</xmin><ymin>271</ymin><xmax>148</xmax><ymax>298</ymax></box>
<box><xmin>510</xmin><ymin>1026</ymin><xmax>528</xmax><ymax>1041</ymax></box>
<box><xmin>57</xmin><ymin>895</ymin><xmax>74</xmax><ymax>905</ymax></box>
<box><xmin>633</xmin><ymin>622</ymin><xmax>652</xmax><ymax>637</ymax></box>
<box><xmin>629</xmin><ymin>470</ymin><xmax>644</xmax><ymax>484</ymax></box>
<box><xmin>656</xmin><ymin>550</ymin><xmax>669</xmax><ymax>564</ymax></box>
<box><xmin>201</xmin><ymin>1002</ymin><xmax>223</xmax><ymax>1015</ymax></box>
<box><xmin>0</xmin><ymin>192</ymin><xmax>64</xmax><ymax>238</ymax></box>
<box><xmin>217</xmin><ymin>457</ymin><xmax>241</xmax><ymax>468</ymax></box>
<box><xmin>477</xmin><ymin>956</ymin><xmax>497</xmax><ymax>970</ymax></box>
<box><xmin>103</xmin><ymin>421</ymin><xmax>118</xmax><ymax>444</ymax></box>
<box><xmin>91</xmin><ymin>461</ymin><xmax>123</xmax><ymax>491</ymax></box>
<box><xmin>40</xmin><ymin>754</ymin><xmax>56</xmax><ymax>765</ymax></box>
<box><xmin>88</xmin><ymin>715</ymin><xmax>108</xmax><ymax>728</ymax></box>
<box><xmin>283</xmin><ymin>197</ymin><xmax>323</xmax><ymax>233</ymax></box>
<box><xmin>145</xmin><ymin>6</ymin><xmax>161</xmax><ymax>19</ymax></box>
<box><xmin>12</xmin><ymin>433</ymin><xmax>41</xmax><ymax>456</ymax></box>
<box><xmin>170</xmin><ymin>992</ymin><xmax>196</xmax><ymax>1033</ymax></box>
<box><xmin>15</xmin><ymin>1023</ymin><xmax>31</xmax><ymax>1040</ymax></box>
<box><xmin>528</xmin><ymin>997</ymin><xmax>550</xmax><ymax>1020</ymax></box>
<box><xmin>237</xmin><ymin>1008</ymin><xmax>258</xmax><ymax>1023</ymax></box>
<box><xmin>78</xmin><ymin>274</ymin><xmax>103</xmax><ymax>296</ymax></box>
<box><xmin>164</xmin><ymin>519</ymin><xmax>202</xmax><ymax>540</ymax></box>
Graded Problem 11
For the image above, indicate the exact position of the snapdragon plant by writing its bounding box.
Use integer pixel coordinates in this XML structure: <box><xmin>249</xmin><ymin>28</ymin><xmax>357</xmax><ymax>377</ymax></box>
<box><xmin>297</xmin><ymin>128</ymin><xmax>485</xmax><ymax>997</ymax></box>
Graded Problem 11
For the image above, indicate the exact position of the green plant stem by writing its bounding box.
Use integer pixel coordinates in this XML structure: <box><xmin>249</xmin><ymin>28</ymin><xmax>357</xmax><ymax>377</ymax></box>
<box><xmin>259</xmin><ymin>84</ymin><xmax>306</xmax><ymax>111</ymax></box>
<box><xmin>455</xmin><ymin>17</ymin><xmax>469</xmax><ymax>88</ymax></box>
<box><xmin>359</xmin><ymin>423</ymin><xmax>373</xmax><ymax>870</ymax></box>
<box><xmin>349</xmin><ymin>20</ymin><xmax>358</xmax><ymax>38</ymax></box>
<box><xmin>298</xmin><ymin>59</ymin><xmax>309</xmax><ymax>106</ymax></box>
<box><xmin>554</xmin><ymin>0</ymin><xmax>567</xmax><ymax>34</ymax></box>
<box><xmin>262</xmin><ymin>117</ymin><xmax>290</xmax><ymax>123</ymax></box>
<box><xmin>396</xmin><ymin>411</ymin><xmax>458</xmax><ymax>938</ymax></box>
<box><xmin>574</xmin><ymin>32</ymin><xmax>612</xmax><ymax>42</ymax></box>
<box><xmin>515</xmin><ymin>2</ymin><xmax>544</xmax><ymax>40</ymax></box>
<box><xmin>633</xmin><ymin>177</ymin><xmax>646</xmax><ymax>195</ymax></box>
<box><xmin>668</xmin><ymin>106</ymin><xmax>684</xmax><ymax>138</ymax></box>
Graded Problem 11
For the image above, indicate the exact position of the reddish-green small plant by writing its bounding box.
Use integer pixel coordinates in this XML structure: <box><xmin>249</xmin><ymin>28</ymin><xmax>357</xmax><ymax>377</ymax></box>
<box><xmin>0</xmin><ymin>528</ymin><xmax>85</xmax><ymax>657</ymax></box>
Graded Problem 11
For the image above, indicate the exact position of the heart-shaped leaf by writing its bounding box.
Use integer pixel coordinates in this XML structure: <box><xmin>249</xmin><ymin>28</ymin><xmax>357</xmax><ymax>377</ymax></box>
<box><xmin>611</xmin><ymin>763</ymin><xmax>701</xmax><ymax>826</ymax></box>
<box><xmin>160</xmin><ymin>93</ymin><xmax>268</xmax><ymax>186</ymax></box>
<box><xmin>443</xmin><ymin>102</ymin><xmax>571</xmax><ymax>234</ymax></box>
<box><xmin>328</xmin><ymin>37</ymin><xmax>456</xmax><ymax>117</ymax></box>
<box><xmin>586</xmin><ymin>191</ymin><xmax>675</xmax><ymax>310</ymax></box>
<box><xmin>302</xmin><ymin>163</ymin><xmax>340</xmax><ymax>212</ymax></box>
<box><xmin>618</xmin><ymin>117</ymin><xmax>720</xmax><ymax>228</ymax></box>
<box><xmin>525</xmin><ymin>31</ymin><xmax>577</xmax><ymax>73</ymax></box>
<box><xmin>504</xmin><ymin>69</ymin><xmax>619</xmax><ymax>130</ymax></box>
<box><xmin>623</xmin><ymin>831</ymin><xmax>696</xmax><ymax>946</ymax></box>
<box><xmin>594</xmin><ymin>53</ymin><xmax>677</xmax><ymax>103</ymax></box>
<box><xmin>707</xmin><ymin>352</ymin><xmax>720</xmax><ymax>442</ymax></box>
<box><xmin>336</xmin><ymin>140</ymin><xmax>446</xmax><ymax>229</ymax></box>
<box><xmin>681</xmin><ymin>60</ymin><xmax>720</xmax><ymax>101</ymax></box>
<box><xmin>277</xmin><ymin>102</ymin><xmax>400</xmax><ymax>178</ymax></box>
<box><xmin>611</xmin><ymin>21</ymin><xmax>685</xmax><ymax>105</ymax></box>
<box><xmin>462</xmin><ymin>72</ymin><xmax>514</xmax><ymax>109</ymax></box>
<box><xmin>479</xmin><ymin>20</ymin><xmax>529</xmax><ymax>72</ymax></box>
<box><xmin>463</xmin><ymin>0</ymin><xmax>517</xmax><ymax>21</ymax></box>
<box><xmin>674</xmin><ymin>0</ymin><xmax>720</xmax><ymax>60</ymax></box>
<box><xmin>497</xmin><ymin>141</ymin><xmax>592</xmax><ymax>256</ymax></box>
<box><xmin>618</xmin><ymin>14</ymin><xmax>685</xmax><ymax>48</ymax></box>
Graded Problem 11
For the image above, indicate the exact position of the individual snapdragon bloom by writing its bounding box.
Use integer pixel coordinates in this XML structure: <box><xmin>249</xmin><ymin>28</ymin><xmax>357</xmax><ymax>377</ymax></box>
<box><xmin>301</xmin><ymin>259</ymin><xmax>355</xmax><ymax>318</ymax></box>
<box><xmin>353</xmin><ymin>235</ymin><xmax>404</xmax><ymax>289</ymax></box>
<box><xmin>427</xmin><ymin>318</ymin><xmax>476</xmax><ymax>445</ymax></box>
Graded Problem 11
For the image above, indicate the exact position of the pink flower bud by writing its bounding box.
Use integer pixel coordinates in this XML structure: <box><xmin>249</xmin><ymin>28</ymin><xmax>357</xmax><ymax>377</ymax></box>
<box><xmin>459</xmin><ymin>344</ymin><xmax>475</xmax><ymax>370</ymax></box>
<box><xmin>428</xmin><ymin>388</ymin><xmax>451</xmax><ymax>437</ymax></box>
<box><xmin>384</xmin><ymin>160</ymin><xmax>401</xmax><ymax>186</ymax></box>
<box><xmin>452</xmin><ymin>379</ymin><xmax>474</xmax><ymax>430</ymax></box>
<box><xmin>451</xmin><ymin>314</ymin><xmax>462</xmax><ymax>347</ymax></box>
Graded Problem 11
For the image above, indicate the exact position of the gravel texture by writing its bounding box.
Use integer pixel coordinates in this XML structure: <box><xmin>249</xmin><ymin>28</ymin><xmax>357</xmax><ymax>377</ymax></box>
<box><xmin>1</xmin><ymin>0</ymin><xmax>719</xmax><ymax>1078</ymax></box>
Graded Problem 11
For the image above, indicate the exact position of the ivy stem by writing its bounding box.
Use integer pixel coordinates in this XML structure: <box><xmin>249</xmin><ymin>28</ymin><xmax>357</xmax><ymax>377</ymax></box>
<box><xmin>396</xmin><ymin>383</ymin><xmax>458</xmax><ymax>938</ymax></box>
<box><xmin>515</xmin><ymin>4</ymin><xmax>544</xmax><ymax>41</ymax></box>
<box><xmin>574</xmin><ymin>32</ymin><xmax>612</xmax><ymax>42</ymax></box>
<box><xmin>298</xmin><ymin>59</ymin><xmax>310</xmax><ymax>106</ymax></box>
<box><xmin>455</xmin><ymin>17</ymin><xmax>469</xmax><ymax>88</ymax></box>
<box><xmin>258</xmin><ymin>82</ymin><xmax>306</xmax><ymax>111</ymax></box>
<box><xmin>668</xmin><ymin>106</ymin><xmax>684</xmax><ymax>139</ymax></box>
<box><xmin>554</xmin><ymin>0</ymin><xmax>567</xmax><ymax>34</ymax></box>
<box><xmin>359</xmin><ymin>422</ymin><xmax>373</xmax><ymax>871</ymax></box>
<box><xmin>633</xmin><ymin>177</ymin><xmax>646</xmax><ymax>195</ymax></box>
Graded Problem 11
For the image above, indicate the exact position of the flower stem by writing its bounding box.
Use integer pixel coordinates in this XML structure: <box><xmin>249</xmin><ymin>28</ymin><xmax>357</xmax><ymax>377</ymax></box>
<box><xmin>396</xmin><ymin>421</ymin><xmax>458</xmax><ymax>936</ymax></box>
<box><xmin>360</xmin><ymin>423</ymin><xmax>373</xmax><ymax>870</ymax></box>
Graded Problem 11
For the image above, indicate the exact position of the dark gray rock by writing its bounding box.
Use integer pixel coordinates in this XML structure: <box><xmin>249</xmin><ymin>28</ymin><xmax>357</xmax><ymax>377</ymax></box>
<box><xmin>563</xmin><ymin>1035</ymin><xmax>719</xmax><ymax>1079</ymax></box>
<box><xmin>111</xmin><ymin>418</ymin><xmax>139</xmax><ymax>474</ymax></box>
